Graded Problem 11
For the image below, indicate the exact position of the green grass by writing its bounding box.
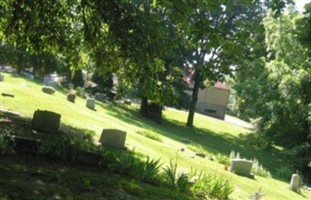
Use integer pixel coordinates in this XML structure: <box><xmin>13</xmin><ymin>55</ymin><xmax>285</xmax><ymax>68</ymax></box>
<box><xmin>1</xmin><ymin>72</ymin><xmax>311</xmax><ymax>200</ymax></box>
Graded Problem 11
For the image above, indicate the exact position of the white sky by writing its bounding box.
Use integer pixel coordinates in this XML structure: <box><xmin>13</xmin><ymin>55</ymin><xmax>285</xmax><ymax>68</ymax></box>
<box><xmin>295</xmin><ymin>0</ymin><xmax>310</xmax><ymax>12</ymax></box>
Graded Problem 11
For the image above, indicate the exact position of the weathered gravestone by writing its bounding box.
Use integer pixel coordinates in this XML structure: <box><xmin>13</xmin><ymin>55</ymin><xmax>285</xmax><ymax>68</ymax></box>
<box><xmin>43</xmin><ymin>74</ymin><xmax>59</xmax><ymax>88</ymax></box>
<box><xmin>67</xmin><ymin>93</ymin><xmax>76</xmax><ymax>103</ymax></box>
<box><xmin>99</xmin><ymin>129</ymin><xmax>127</xmax><ymax>149</ymax></box>
<box><xmin>42</xmin><ymin>86</ymin><xmax>55</xmax><ymax>95</ymax></box>
<box><xmin>95</xmin><ymin>93</ymin><xmax>107</xmax><ymax>103</ymax></box>
<box><xmin>74</xmin><ymin>149</ymin><xmax>103</xmax><ymax>167</ymax></box>
<box><xmin>86</xmin><ymin>98</ymin><xmax>95</xmax><ymax>110</ymax></box>
<box><xmin>230</xmin><ymin>159</ymin><xmax>254</xmax><ymax>178</ymax></box>
<box><xmin>0</xmin><ymin>73</ymin><xmax>4</xmax><ymax>81</ymax></box>
<box><xmin>289</xmin><ymin>174</ymin><xmax>300</xmax><ymax>192</ymax></box>
<box><xmin>124</xmin><ymin>99</ymin><xmax>132</xmax><ymax>105</ymax></box>
<box><xmin>32</xmin><ymin>110</ymin><xmax>61</xmax><ymax>132</ymax></box>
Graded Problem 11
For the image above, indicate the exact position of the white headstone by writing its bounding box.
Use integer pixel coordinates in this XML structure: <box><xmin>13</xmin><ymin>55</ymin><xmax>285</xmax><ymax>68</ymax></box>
<box><xmin>289</xmin><ymin>174</ymin><xmax>300</xmax><ymax>192</ymax></box>
<box><xmin>86</xmin><ymin>98</ymin><xmax>95</xmax><ymax>109</ymax></box>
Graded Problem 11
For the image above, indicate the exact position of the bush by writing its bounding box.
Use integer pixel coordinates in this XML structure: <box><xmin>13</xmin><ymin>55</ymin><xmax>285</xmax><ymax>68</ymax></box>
<box><xmin>215</xmin><ymin>153</ymin><xmax>230</xmax><ymax>166</ymax></box>
<box><xmin>239</xmin><ymin>132</ymin><xmax>272</xmax><ymax>150</ymax></box>
<box><xmin>252</xmin><ymin>158</ymin><xmax>272</xmax><ymax>178</ymax></box>
<box><xmin>0</xmin><ymin>128</ymin><xmax>13</xmax><ymax>153</ymax></box>
<box><xmin>162</xmin><ymin>160</ymin><xmax>194</xmax><ymax>193</ymax></box>
<box><xmin>192</xmin><ymin>174</ymin><xmax>233</xmax><ymax>200</ymax></box>
<box><xmin>38</xmin><ymin>134</ymin><xmax>74</xmax><ymax>161</ymax></box>
<box><xmin>276</xmin><ymin>165</ymin><xmax>293</xmax><ymax>181</ymax></box>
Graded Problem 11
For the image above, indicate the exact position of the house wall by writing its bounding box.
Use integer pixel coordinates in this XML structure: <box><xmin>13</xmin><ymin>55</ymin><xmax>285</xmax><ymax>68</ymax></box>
<box><xmin>196</xmin><ymin>87</ymin><xmax>230</xmax><ymax>119</ymax></box>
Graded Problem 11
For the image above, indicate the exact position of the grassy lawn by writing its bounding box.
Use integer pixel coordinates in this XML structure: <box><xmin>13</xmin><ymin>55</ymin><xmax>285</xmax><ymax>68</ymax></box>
<box><xmin>1</xmin><ymin>72</ymin><xmax>310</xmax><ymax>200</ymax></box>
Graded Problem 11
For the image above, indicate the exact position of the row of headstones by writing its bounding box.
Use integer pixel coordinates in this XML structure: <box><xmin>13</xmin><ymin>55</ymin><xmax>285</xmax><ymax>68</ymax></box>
<box><xmin>41</xmin><ymin>86</ymin><xmax>107</xmax><ymax>110</ymax></box>
<box><xmin>42</xmin><ymin>85</ymin><xmax>131</xmax><ymax>110</ymax></box>
<box><xmin>230</xmin><ymin>159</ymin><xmax>301</xmax><ymax>193</ymax></box>
<box><xmin>32</xmin><ymin>109</ymin><xmax>127</xmax><ymax>149</ymax></box>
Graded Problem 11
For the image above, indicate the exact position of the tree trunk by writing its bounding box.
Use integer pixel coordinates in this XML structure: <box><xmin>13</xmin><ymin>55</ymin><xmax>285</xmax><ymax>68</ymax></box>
<box><xmin>186</xmin><ymin>70</ymin><xmax>201</xmax><ymax>127</ymax></box>
<box><xmin>140</xmin><ymin>96</ymin><xmax>148</xmax><ymax>116</ymax></box>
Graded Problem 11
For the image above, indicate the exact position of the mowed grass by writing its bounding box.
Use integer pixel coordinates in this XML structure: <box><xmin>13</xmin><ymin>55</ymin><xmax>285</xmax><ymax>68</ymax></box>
<box><xmin>1</xmin><ymin>72</ymin><xmax>310</xmax><ymax>200</ymax></box>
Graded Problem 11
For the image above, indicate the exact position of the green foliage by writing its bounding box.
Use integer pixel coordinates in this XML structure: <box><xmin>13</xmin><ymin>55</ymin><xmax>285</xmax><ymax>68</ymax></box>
<box><xmin>215</xmin><ymin>154</ymin><xmax>230</xmax><ymax>166</ymax></box>
<box><xmin>276</xmin><ymin>165</ymin><xmax>294</xmax><ymax>181</ymax></box>
<box><xmin>75</xmin><ymin>87</ymin><xmax>86</xmax><ymax>98</ymax></box>
<box><xmin>136</xmin><ymin>130</ymin><xmax>162</xmax><ymax>142</ymax></box>
<box><xmin>163</xmin><ymin>160</ymin><xmax>178</xmax><ymax>188</ymax></box>
<box><xmin>71</xmin><ymin>69</ymin><xmax>84</xmax><ymax>88</ymax></box>
<box><xmin>38</xmin><ymin>134</ymin><xmax>74</xmax><ymax>161</ymax></box>
<box><xmin>142</xmin><ymin>157</ymin><xmax>162</xmax><ymax>182</ymax></box>
<box><xmin>252</xmin><ymin>158</ymin><xmax>272</xmax><ymax>178</ymax></box>
<box><xmin>239</xmin><ymin>132</ymin><xmax>273</xmax><ymax>150</ymax></box>
<box><xmin>0</xmin><ymin>128</ymin><xmax>13</xmax><ymax>153</ymax></box>
<box><xmin>192</xmin><ymin>174</ymin><xmax>233</xmax><ymax>200</ymax></box>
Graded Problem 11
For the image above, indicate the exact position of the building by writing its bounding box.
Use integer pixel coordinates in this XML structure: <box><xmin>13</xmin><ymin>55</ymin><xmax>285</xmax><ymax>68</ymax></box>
<box><xmin>195</xmin><ymin>82</ymin><xmax>230</xmax><ymax>120</ymax></box>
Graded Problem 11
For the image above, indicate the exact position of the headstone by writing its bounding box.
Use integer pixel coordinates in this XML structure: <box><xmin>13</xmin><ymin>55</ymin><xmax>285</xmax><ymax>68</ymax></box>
<box><xmin>0</xmin><ymin>73</ymin><xmax>4</xmax><ymax>81</ymax></box>
<box><xmin>67</xmin><ymin>93</ymin><xmax>76</xmax><ymax>103</ymax></box>
<box><xmin>74</xmin><ymin>149</ymin><xmax>103</xmax><ymax>167</ymax></box>
<box><xmin>95</xmin><ymin>93</ymin><xmax>107</xmax><ymax>103</ymax></box>
<box><xmin>181</xmin><ymin>138</ymin><xmax>191</xmax><ymax>144</ymax></box>
<box><xmin>86</xmin><ymin>98</ymin><xmax>95</xmax><ymax>110</ymax></box>
<box><xmin>99</xmin><ymin>129</ymin><xmax>127</xmax><ymax>149</ymax></box>
<box><xmin>43</xmin><ymin>73</ymin><xmax>59</xmax><ymax>88</ymax></box>
<box><xmin>1</xmin><ymin>93</ymin><xmax>14</xmax><ymax>98</ymax></box>
<box><xmin>196</xmin><ymin>152</ymin><xmax>206</xmax><ymax>158</ymax></box>
<box><xmin>42</xmin><ymin>86</ymin><xmax>55</xmax><ymax>95</ymax></box>
<box><xmin>10</xmin><ymin>136</ymin><xmax>41</xmax><ymax>154</ymax></box>
<box><xmin>289</xmin><ymin>174</ymin><xmax>300</xmax><ymax>192</ymax></box>
<box><xmin>124</xmin><ymin>99</ymin><xmax>132</xmax><ymax>105</ymax></box>
<box><xmin>32</xmin><ymin>110</ymin><xmax>61</xmax><ymax>132</ymax></box>
<box><xmin>230</xmin><ymin>159</ymin><xmax>254</xmax><ymax>177</ymax></box>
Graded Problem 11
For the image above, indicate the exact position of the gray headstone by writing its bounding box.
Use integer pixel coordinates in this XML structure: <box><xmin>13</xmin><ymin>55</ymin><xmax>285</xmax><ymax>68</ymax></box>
<box><xmin>86</xmin><ymin>98</ymin><xmax>95</xmax><ymax>109</ymax></box>
<box><xmin>0</xmin><ymin>73</ymin><xmax>4</xmax><ymax>81</ymax></box>
<box><xmin>196</xmin><ymin>152</ymin><xmax>206</xmax><ymax>158</ymax></box>
<box><xmin>67</xmin><ymin>93</ymin><xmax>76</xmax><ymax>103</ymax></box>
<box><xmin>42</xmin><ymin>86</ymin><xmax>55</xmax><ymax>94</ymax></box>
<box><xmin>32</xmin><ymin>110</ymin><xmax>61</xmax><ymax>132</ymax></box>
<box><xmin>124</xmin><ymin>99</ymin><xmax>132</xmax><ymax>105</ymax></box>
<box><xmin>181</xmin><ymin>138</ymin><xmax>191</xmax><ymax>144</ymax></box>
<box><xmin>43</xmin><ymin>74</ymin><xmax>59</xmax><ymax>88</ymax></box>
<box><xmin>289</xmin><ymin>174</ymin><xmax>300</xmax><ymax>192</ymax></box>
<box><xmin>99</xmin><ymin>129</ymin><xmax>127</xmax><ymax>149</ymax></box>
<box><xmin>95</xmin><ymin>93</ymin><xmax>107</xmax><ymax>103</ymax></box>
<box><xmin>230</xmin><ymin>159</ymin><xmax>253</xmax><ymax>177</ymax></box>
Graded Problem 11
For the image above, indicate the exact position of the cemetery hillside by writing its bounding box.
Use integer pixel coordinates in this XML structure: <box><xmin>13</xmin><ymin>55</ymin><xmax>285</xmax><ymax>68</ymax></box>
<box><xmin>0</xmin><ymin>73</ymin><xmax>310</xmax><ymax>200</ymax></box>
<box><xmin>1</xmin><ymin>0</ymin><xmax>311</xmax><ymax>200</ymax></box>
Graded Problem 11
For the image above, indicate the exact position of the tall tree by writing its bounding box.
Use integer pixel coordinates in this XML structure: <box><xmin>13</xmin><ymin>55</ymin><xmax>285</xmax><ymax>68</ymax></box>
<box><xmin>161</xmin><ymin>0</ymin><xmax>265</xmax><ymax>127</ymax></box>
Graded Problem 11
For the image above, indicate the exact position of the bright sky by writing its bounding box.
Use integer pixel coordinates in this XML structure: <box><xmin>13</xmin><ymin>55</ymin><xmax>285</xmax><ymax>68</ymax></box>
<box><xmin>295</xmin><ymin>0</ymin><xmax>310</xmax><ymax>12</ymax></box>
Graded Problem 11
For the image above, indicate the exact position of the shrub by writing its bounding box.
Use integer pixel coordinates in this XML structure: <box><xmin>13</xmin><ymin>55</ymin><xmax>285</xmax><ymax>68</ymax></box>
<box><xmin>162</xmin><ymin>160</ymin><xmax>193</xmax><ymax>192</ymax></box>
<box><xmin>0</xmin><ymin>128</ymin><xmax>13</xmax><ymax>153</ymax></box>
<box><xmin>276</xmin><ymin>165</ymin><xmax>293</xmax><ymax>181</ymax></box>
<box><xmin>239</xmin><ymin>132</ymin><xmax>272</xmax><ymax>150</ymax></box>
<box><xmin>215</xmin><ymin>153</ymin><xmax>230</xmax><ymax>166</ymax></box>
<box><xmin>142</xmin><ymin>157</ymin><xmax>162</xmax><ymax>182</ymax></box>
<box><xmin>252</xmin><ymin>158</ymin><xmax>272</xmax><ymax>178</ymax></box>
<box><xmin>38</xmin><ymin>134</ymin><xmax>74</xmax><ymax>161</ymax></box>
<box><xmin>192</xmin><ymin>174</ymin><xmax>233</xmax><ymax>200</ymax></box>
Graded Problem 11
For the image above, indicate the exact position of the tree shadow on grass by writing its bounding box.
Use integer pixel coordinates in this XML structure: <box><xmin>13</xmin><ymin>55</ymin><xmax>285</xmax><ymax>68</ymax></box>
<box><xmin>98</xmin><ymin>102</ymin><xmax>289</xmax><ymax>177</ymax></box>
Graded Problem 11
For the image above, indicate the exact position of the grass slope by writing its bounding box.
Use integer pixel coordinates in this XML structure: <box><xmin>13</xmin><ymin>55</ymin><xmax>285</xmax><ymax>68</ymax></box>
<box><xmin>0</xmin><ymin>72</ymin><xmax>310</xmax><ymax>200</ymax></box>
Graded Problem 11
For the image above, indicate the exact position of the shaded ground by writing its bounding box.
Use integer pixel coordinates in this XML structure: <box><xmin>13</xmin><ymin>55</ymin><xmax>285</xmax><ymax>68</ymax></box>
<box><xmin>0</xmin><ymin>110</ymin><xmax>192</xmax><ymax>200</ymax></box>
